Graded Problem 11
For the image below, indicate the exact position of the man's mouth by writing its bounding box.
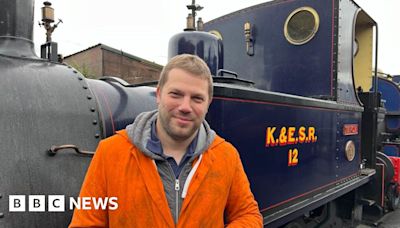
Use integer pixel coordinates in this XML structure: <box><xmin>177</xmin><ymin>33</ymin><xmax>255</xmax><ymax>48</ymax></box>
<box><xmin>174</xmin><ymin>116</ymin><xmax>192</xmax><ymax>125</ymax></box>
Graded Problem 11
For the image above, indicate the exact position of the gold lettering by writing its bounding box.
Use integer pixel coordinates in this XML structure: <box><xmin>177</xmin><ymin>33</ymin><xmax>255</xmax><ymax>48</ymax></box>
<box><xmin>298</xmin><ymin>127</ymin><xmax>306</xmax><ymax>143</ymax></box>
<box><xmin>265</xmin><ymin>127</ymin><xmax>276</xmax><ymax>147</ymax></box>
<box><xmin>279</xmin><ymin>127</ymin><xmax>287</xmax><ymax>146</ymax></box>
<box><xmin>287</xmin><ymin>127</ymin><xmax>296</xmax><ymax>144</ymax></box>
<box><xmin>308</xmin><ymin>127</ymin><xmax>316</xmax><ymax>142</ymax></box>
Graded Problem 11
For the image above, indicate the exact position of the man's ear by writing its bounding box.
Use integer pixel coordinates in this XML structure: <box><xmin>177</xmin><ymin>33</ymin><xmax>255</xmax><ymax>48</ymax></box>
<box><xmin>207</xmin><ymin>96</ymin><xmax>213</xmax><ymax>107</ymax></box>
<box><xmin>156</xmin><ymin>86</ymin><xmax>161</xmax><ymax>104</ymax></box>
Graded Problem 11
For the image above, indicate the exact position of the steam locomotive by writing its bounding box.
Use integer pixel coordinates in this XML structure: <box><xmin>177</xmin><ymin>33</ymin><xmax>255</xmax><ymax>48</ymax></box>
<box><xmin>1</xmin><ymin>0</ymin><xmax>399</xmax><ymax>227</ymax></box>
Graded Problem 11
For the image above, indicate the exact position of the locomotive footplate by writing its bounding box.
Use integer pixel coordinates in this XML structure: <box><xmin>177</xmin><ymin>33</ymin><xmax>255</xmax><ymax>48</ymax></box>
<box><xmin>264</xmin><ymin>169</ymin><xmax>376</xmax><ymax>227</ymax></box>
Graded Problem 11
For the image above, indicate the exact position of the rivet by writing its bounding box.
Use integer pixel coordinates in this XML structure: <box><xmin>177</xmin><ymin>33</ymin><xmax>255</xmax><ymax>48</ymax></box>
<box><xmin>73</xmin><ymin>70</ymin><xmax>78</xmax><ymax>74</ymax></box>
<box><xmin>95</xmin><ymin>134</ymin><xmax>100</xmax><ymax>138</ymax></box>
<box><xmin>78</xmin><ymin>77</ymin><xmax>83</xmax><ymax>80</ymax></box>
<box><xmin>83</xmin><ymin>85</ymin><xmax>88</xmax><ymax>89</ymax></box>
<box><xmin>93</xmin><ymin>120</ymin><xmax>98</xmax><ymax>125</ymax></box>
<box><xmin>87</xmin><ymin>96</ymin><xmax>92</xmax><ymax>100</ymax></box>
<box><xmin>90</xmin><ymin>107</ymin><xmax>96</xmax><ymax>112</ymax></box>
<box><xmin>0</xmin><ymin>213</ymin><xmax>4</xmax><ymax>218</ymax></box>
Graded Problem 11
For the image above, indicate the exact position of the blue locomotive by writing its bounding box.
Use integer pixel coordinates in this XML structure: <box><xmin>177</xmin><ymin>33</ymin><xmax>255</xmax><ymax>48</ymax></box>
<box><xmin>0</xmin><ymin>0</ymin><xmax>398</xmax><ymax>227</ymax></box>
<box><xmin>377</xmin><ymin>76</ymin><xmax>400</xmax><ymax>156</ymax></box>
<box><xmin>171</xmin><ymin>0</ymin><xmax>400</xmax><ymax>226</ymax></box>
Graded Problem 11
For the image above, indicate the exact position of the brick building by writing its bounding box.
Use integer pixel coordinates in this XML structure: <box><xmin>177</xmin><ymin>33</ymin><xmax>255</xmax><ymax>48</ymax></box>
<box><xmin>64</xmin><ymin>43</ymin><xmax>163</xmax><ymax>84</ymax></box>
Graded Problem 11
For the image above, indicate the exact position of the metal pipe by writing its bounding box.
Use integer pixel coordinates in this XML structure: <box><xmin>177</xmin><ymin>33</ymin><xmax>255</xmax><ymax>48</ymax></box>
<box><xmin>374</xmin><ymin>24</ymin><xmax>378</xmax><ymax>96</ymax></box>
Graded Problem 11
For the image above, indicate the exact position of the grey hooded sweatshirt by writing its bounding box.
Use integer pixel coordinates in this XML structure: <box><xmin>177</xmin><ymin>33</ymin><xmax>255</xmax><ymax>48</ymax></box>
<box><xmin>126</xmin><ymin>110</ymin><xmax>216</xmax><ymax>224</ymax></box>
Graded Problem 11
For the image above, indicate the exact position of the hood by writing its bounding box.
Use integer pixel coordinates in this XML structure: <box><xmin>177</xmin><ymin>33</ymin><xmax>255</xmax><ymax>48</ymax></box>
<box><xmin>125</xmin><ymin>110</ymin><xmax>216</xmax><ymax>160</ymax></box>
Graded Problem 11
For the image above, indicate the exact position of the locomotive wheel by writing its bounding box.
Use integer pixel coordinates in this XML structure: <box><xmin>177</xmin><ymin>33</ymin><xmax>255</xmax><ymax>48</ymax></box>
<box><xmin>376</xmin><ymin>152</ymin><xmax>395</xmax><ymax>189</ymax></box>
<box><xmin>376</xmin><ymin>152</ymin><xmax>399</xmax><ymax>211</ymax></box>
<box><xmin>387</xmin><ymin>183</ymin><xmax>399</xmax><ymax>211</ymax></box>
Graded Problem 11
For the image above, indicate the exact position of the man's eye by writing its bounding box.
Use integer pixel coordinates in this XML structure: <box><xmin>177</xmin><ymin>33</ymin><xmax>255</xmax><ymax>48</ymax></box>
<box><xmin>169</xmin><ymin>92</ymin><xmax>181</xmax><ymax>97</ymax></box>
<box><xmin>193</xmin><ymin>97</ymin><xmax>204</xmax><ymax>102</ymax></box>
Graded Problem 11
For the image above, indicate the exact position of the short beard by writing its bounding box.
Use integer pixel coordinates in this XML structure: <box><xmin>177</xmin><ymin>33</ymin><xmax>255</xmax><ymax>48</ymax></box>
<box><xmin>159</xmin><ymin>114</ymin><xmax>198</xmax><ymax>142</ymax></box>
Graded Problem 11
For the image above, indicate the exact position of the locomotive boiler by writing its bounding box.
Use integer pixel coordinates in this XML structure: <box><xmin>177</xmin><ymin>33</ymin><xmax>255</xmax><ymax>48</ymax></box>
<box><xmin>1</xmin><ymin>0</ymin><xmax>399</xmax><ymax>227</ymax></box>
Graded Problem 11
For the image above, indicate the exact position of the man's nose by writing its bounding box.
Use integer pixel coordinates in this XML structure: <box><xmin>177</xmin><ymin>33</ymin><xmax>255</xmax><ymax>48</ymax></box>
<box><xmin>178</xmin><ymin>96</ymin><xmax>192</xmax><ymax>113</ymax></box>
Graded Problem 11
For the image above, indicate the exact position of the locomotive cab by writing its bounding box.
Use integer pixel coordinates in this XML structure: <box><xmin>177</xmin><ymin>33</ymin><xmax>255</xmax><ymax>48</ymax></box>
<box><xmin>353</xmin><ymin>10</ymin><xmax>375</xmax><ymax>94</ymax></box>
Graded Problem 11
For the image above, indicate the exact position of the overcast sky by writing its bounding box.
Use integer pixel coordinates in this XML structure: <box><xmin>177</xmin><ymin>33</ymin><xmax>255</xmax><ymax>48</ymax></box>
<box><xmin>33</xmin><ymin>0</ymin><xmax>400</xmax><ymax>75</ymax></box>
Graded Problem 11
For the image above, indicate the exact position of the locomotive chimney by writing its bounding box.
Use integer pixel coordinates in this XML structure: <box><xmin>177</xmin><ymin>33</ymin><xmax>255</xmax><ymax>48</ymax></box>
<box><xmin>0</xmin><ymin>0</ymin><xmax>37</xmax><ymax>58</ymax></box>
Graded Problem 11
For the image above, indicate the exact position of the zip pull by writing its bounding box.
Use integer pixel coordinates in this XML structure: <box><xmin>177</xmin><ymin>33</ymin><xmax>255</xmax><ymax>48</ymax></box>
<box><xmin>175</xmin><ymin>179</ymin><xmax>180</xmax><ymax>191</ymax></box>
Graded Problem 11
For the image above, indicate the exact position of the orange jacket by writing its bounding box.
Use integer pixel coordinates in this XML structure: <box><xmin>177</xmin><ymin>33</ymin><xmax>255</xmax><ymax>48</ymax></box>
<box><xmin>69</xmin><ymin>130</ymin><xmax>262</xmax><ymax>227</ymax></box>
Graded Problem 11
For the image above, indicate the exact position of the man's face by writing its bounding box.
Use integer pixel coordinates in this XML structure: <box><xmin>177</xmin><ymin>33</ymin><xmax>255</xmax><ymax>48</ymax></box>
<box><xmin>156</xmin><ymin>68</ymin><xmax>210</xmax><ymax>142</ymax></box>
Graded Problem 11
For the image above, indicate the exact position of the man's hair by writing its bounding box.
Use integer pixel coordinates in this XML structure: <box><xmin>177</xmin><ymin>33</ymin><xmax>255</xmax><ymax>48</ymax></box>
<box><xmin>158</xmin><ymin>54</ymin><xmax>213</xmax><ymax>100</ymax></box>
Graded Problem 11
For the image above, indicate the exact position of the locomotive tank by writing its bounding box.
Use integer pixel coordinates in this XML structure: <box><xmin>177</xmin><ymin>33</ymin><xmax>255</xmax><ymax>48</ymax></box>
<box><xmin>0</xmin><ymin>0</ymin><xmax>156</xmax><ymax>227</ymax></box>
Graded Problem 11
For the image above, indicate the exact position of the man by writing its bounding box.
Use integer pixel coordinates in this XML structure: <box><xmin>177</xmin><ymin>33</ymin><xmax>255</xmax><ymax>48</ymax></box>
<box><xmin>69</xmin><ymin>54</ymin><xmax>262</xmax><ymax>227</ymax></box>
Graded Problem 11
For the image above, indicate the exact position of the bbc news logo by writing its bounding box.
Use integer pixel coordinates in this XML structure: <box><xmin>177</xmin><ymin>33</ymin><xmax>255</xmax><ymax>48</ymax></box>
<box><xmin>9</xmin><ymin>195</ymin><xmax>118</xmax><ymax>212</ymax></box>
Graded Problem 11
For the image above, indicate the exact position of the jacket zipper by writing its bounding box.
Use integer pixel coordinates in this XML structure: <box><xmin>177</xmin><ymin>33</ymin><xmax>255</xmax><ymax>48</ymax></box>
<box><xmin>175</xmin><ymin>178</ymin><xmax>180</xmax><ymax>224</ymax></box>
